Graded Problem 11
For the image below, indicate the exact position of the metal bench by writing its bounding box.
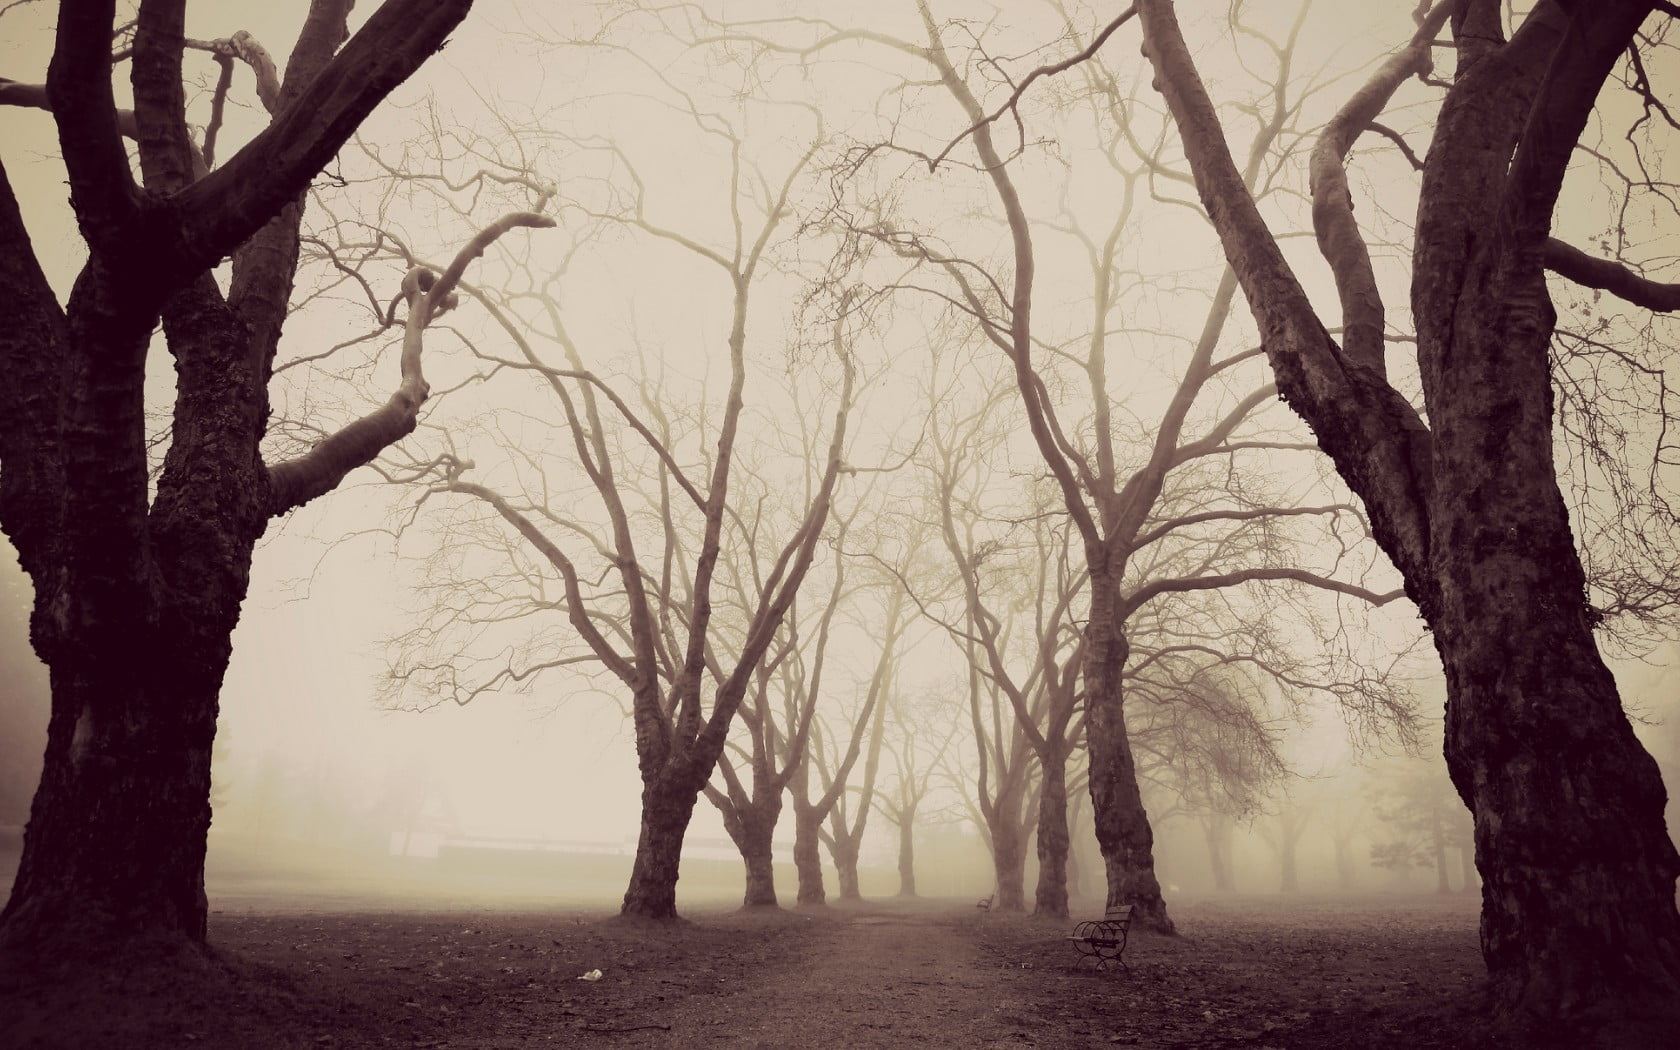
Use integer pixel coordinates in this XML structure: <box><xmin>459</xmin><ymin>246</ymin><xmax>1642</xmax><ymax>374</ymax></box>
<box><xmin>975</xmin><ymin>893</ymin><xmax>995</xmax><ymax>912</ymax></box>
<box><xmin>1067</xmin><ymin>904</ymin><xmax>1133</xmax><ymax>971</ymax></box>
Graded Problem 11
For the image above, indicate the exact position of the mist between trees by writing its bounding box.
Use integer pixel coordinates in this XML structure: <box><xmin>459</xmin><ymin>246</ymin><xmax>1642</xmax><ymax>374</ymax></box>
<box><xmin>1</xmin><ymin>0</ymin><xmax>1679</xmax><ymax>1042</ymax></box>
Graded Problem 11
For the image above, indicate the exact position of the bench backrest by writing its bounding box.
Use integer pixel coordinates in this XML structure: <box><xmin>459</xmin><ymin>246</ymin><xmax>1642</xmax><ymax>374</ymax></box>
<box><xmin>1105</xmin><ymin>904</ymin><xmax>1134</xmax><ymax>923</ymax></box>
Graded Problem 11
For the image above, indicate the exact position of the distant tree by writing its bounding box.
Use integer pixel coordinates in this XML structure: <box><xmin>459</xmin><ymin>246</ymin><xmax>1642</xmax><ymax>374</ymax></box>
<box><xmin>874</xmin><ymin>691</ymin><xmax>960</xmax><ymax>898</ymax></box>
<box><xmin>364</xmin><ymin>59</ymin><xmax>860</xmax><ymax>919</ymax></box>
<box><xmin>1255</xmin><ymin>786</ymin><xmax>1314</xmax><ymax>895</ymax></box>
<box><xmin>703</xmin><ymin>501</ymin><xmax>865</xmax><ymax>908</ymax></box>
<box><xmin>1368</xmin><ymin>757</ymin><xmax>1474</xmax><ymax>896</ymax></box>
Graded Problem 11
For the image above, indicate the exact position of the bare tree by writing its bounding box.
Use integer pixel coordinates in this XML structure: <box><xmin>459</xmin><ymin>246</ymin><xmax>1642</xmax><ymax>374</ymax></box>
<box><xmin>1135</xmin><ymin>0</ymin><xmax>1680</xmax><ymax>1021</ymax></box>
<box><xmin>0</xmin><ymin>0</ymin><xmax>519</xmax><ymax>959</ymax></box>
<box><xmin>702</xmin><ymin>497</ymin><xmax>861</xmax><ymax>908</ymax></box>
<box><xmin>366</xmin><ymin>64</ymin><xmax>858</xmax><ymax>918</ymax></box>
<box><xmin>685</xmin><ymin>1</ymin><xmax>1414</xmax><ymax>933</ymax></box>
<box><xmin>874</xmin><ymin>690</ymin><xmax>959</xmax><ymax>898</ymax></box>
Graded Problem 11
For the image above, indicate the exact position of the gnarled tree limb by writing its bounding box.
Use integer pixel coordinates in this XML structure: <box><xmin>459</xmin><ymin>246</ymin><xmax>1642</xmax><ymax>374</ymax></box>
<box><xmin>265</xmin><ymin>210</ymin><xmax>553</xmax><ymax>515</ymax></box>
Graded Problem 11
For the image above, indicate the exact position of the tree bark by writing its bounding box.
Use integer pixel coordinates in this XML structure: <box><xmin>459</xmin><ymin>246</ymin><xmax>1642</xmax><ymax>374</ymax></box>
<box><xmin>1033</xmin><ymin>747</ymin><xmax>1071</xmax><ymax>918</ymax></box>
<box><xmin>620</xmin><ymin>780</ymin><xmax>699</xmax><ymax>920</ymax></box>
<box><xmin>792</xmin><ymin>802</ymin><xmax>826</xmax><ymax>906</ymax></box>
<box><xmin>1085</xmin><ymin>575</ymin><xmax>1173</xmax><ymax>932</ymax></box>
<box><xmin>0</xmin><ymin>0</ymin><xmax>474</xmax><ymax>963</ymax></box>
<box><xmin>740</xmin><ymin>819</ymin><xmax>778</xmax><ymax>909</ymax></box>
<box><xmin>830</xmin><ymin>837</ymin><xmax>862</xmax><ymax>902</ymax></box>
<box><xmin>988</xmin><ymin>814</ymin><xmax>1029</xmax><ymax>913</ymax></box>
<box><xmin>0</xmin><ymin>661</ymin><xmax>219</xmax><ymax>953</ymax></box>
<box><xmin>895</xmin><ymin>807</ymin><xmax>917</xmax><ymax>897</ymax></box>
<box><xmin>717</xmin><ymin>796</ymin><xmax>780</xmax><ymax>909</ymax></box>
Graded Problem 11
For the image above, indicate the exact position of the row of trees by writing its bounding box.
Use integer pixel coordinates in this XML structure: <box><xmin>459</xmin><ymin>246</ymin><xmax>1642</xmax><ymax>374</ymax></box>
<box><xmin>1</xmin><ymin>0</ymin><xmax>1677</xmax><ymax>1037</ymax></box>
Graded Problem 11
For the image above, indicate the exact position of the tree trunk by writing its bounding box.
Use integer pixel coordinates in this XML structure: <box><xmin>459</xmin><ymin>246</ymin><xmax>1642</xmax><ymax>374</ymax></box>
<box><xmin>1085</xmin><ymin>578</ymin><xmax>1173</xmax><ymax>932</ymax></box>
<box><xmin>792</xmin><ymin>803</ymin><xmax>826</xmax><ymax>906</ymax></box>
<box><xmin>1333</xmin><ymin>834</ymin><xmax>1356</xmax><ymax>892</ymax></box>
<box><xmin>1430</xmin><ymin>807</ymin><xmax>1451</xmax><ymax>895</ymax></box>
<box><xmin>1133</xmin><ymin>0</ymin><xmax>1680</xmax><ymax>1022</ymax></box>
<box><xmin>0</xmin><ymin>661</ymin><xmax>220</xmax><ymax>954</ymax></box>
<box><xmin>989</xmin><ymin>815</ymin><xmax>1028</xmax><ymax>912</ymax></box>
<box><xmin>1065</xmin><ymin>828</ymin><xmax>1083</xmax><ymax>902</ymax></box>
<box><xmin>1204</xmin><ymin>817</ymin><xmax>1235</xmax><ymax>893</ymax></box>
<box><xmin>1437</xmin><ymin>579</ymin><xmax>1680</xmax><ymax>1016</ymax></box>
<box><xmin>1458</xmin><ymin>840</ymin><xmax>1476</xmax><ymax>896</ymax></box>
<box><xmin>1033</xmin><ymin>748</ymin><xmax>1070</xmax><ymax>918</ymax></box>
<box><xmin>896</xmin><ymin>813</ymin><xmax>917</xmax><ymax>897</ymax></box>
<box><xmin>1430</xmin><ymin>288</ymin><xmax>1680</xmax><ymax>1013</ymax></box>
<box><xmin>830</xmin><ymin>837</ymin><xmax>861</xmax><ymax>901</ymax></box>
<box><xmin>620</xmin><ymin>779</ymin><xmax>699</xmax><ymax>920</ymax></box>
<box><xmin>738</xmin><ymin>809</ymin><xmax>778</xmax><ymax>909</ymax></box>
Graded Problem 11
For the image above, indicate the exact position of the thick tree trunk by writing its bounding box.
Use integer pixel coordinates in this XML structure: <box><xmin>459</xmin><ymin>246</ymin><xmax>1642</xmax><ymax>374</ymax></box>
<box><xmin>1033</xmin><ymin>749</ymin><xmax>1070</xmax><ymax>918</ymax></box>
<box><xmin>1428</xmin><ymin>290</ymin><xmax>1680</xmax><ymax>1021</ymax></box>
<box><xmin>1133</xmin><ymin>0</ymin><xmax>1679</xmax><ymax>1025</ymax></box>
<box><xmin>988</xmin><ymin>816</ymin><xmax>1028</xmax><ymax>912</ymax></box>
<box><xmin>1</xmin><ymin>277</ymin><xmax>262</xmax><ymax>958</ymax></box>
<box><xmin>792</xmin><ymin>804</ymin><xmax>825</xmax><ymax>906</ymax></box>
<box><xmin>830</xmin><ymin>837</ymin><xmax>862</xmax><ymax>901</ymax></box>
<box><xmin>1437</xmin><ymin>592</ymin><xmax>1680</xmax><ymax>1018</ymax></box>
<box><xmin>1458</xmin><ymin>841</ymin><xmax>1476</xmax><ymax>896</ymax></box>
<box><xmin>1065</xmin><ymin>828</ymin><xmax>1083</xmax><ymax>902</ymax></box>
<box><xmin>738</xmin><ymin>810</ymin><xmax>779</xmax><ymax>909</ymax></box>
<box><xmin>896</xmin><ymin>814</ymin><xmax>917</xmax><ymax>897</ymax></box>
<box><xmin>1085</xmin><ymin>579</ymin><xmax>1173</xmax><ymax>932</ymax></box>
<box><xmin>0</xmin><ymin>660</ymin><xmax>220</xmax><ymax>955</ymax></box>
<box><xmin>1430</xmin><ymin>810</ymin><xmax>1451</xmax><ymax>895</ymax></box>
<box><xmin>620</xmin><ymin>780</ymin><xmax>699</xmax><ymax>920</ymax></box>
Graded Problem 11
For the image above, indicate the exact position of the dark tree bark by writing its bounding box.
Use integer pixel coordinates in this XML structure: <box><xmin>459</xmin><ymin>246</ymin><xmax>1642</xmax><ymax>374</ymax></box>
<box><xmin>1033</xmin><ymin>745</ymin><xmax>1072</xmax><ymax>918</ymax></box>
<box><xmin>791</xmin><ymin>798</ymin><xmax>827</xmax><ymax>906</ymax></box>
<box><xmin>895</xmin><ymin>805</ymin><xmax>918</xmax><ymax>897</ymax></box>
<box><xmin>710</xmin><ymin>779</ymin><xmax>782</xmax><ymax>908</ymax></box>
<box><xmin>622</xmin><ymin>780</ymin><xmax>701</xmax><ymax>919</ymax></box>
<box><xmin>988</xmin><ymin>813</ymin><xmax>1029</xmax><ymax>913</ymax></box>
<box><xmin>1084</xmin><ymin>594</ymin><xmax>1172</xmax><ymax>930</ymax></box>
<box><xmin>828</xmin><ymin>838</ymin><xmax>862</xmax><ymax>901</ymax></box>
<box><xmin>0</xmin><ymin>0</ymin><xmax>478</xmax><ymax>961</ymax></box>
<box><xmin>1138</xmin><ymin>0</ymin><xmax>1680</xmax><ymax>1026</ymax></box>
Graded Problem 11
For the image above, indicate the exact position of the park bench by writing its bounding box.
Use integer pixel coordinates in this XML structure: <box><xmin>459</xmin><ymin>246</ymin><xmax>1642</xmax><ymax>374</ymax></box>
<box><xmin>1067</xmin><ymin>904</ymin><xmax>1133</xmax><ymax>972</ymax></box>
<box><xmin>976</xmin><ymin>893</ymin><xmax>995</xmax><ymax>912</ymax></box>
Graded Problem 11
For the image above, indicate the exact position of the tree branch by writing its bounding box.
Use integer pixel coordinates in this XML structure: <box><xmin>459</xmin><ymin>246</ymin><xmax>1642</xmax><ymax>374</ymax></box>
<box><xmin>1544</xmin><ymin>237</ymin><xmax>1680</xmax><ymax>312</ymax></box>
<box><xmin>1119</xmin><ymin>566</ymin><xmax>1407</xmax><ymax>619</ymax></box>
<box><xmin>172</xmin><ymin>0</ymin><xmax>472</xmax><ymax>277</ymax></box>
<box><xmin>1309</xmin><ymin>0</ymin><xmax>1453</xmax><ymax>374</ymax></box>
<box><xmin>45</xmin><ymin>0</ymin><xmax>140</xmax><ymax>250</ymax></box>
<box><xmin>264</xmin><ymin>211</ymin><xmax>552</xmax><ymax>515</ymax></box>
<box><xmin>927</xmin><ymin>5</ymin><xmax>1138</xmax><ymax>172</ymax></box>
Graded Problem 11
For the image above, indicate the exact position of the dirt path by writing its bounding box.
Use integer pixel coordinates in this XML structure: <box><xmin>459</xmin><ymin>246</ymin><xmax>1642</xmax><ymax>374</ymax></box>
<box><xmin>658</xmin><ymin>908</ymin><xmax>1037</xmax><ymax>1049</ymax></box>
<box><xmin>5</xmin><ymin>896</ymin><xmax>1547</xmax><ymax>1049</ymax></box>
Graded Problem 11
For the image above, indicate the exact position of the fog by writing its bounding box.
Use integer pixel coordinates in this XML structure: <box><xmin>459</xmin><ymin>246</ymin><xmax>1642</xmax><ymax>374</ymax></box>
<box><xmin>2</xmin><ymin>0</ymin><xmax>1678</xmax><ymax>925</ymax></box>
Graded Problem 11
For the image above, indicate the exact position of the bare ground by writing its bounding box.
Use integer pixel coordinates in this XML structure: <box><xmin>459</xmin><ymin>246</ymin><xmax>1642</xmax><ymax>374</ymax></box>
<box><xmin>0</xmin><ymin>894</ymin><xmax>1643</xmax><ymax>1049</ymax></box>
